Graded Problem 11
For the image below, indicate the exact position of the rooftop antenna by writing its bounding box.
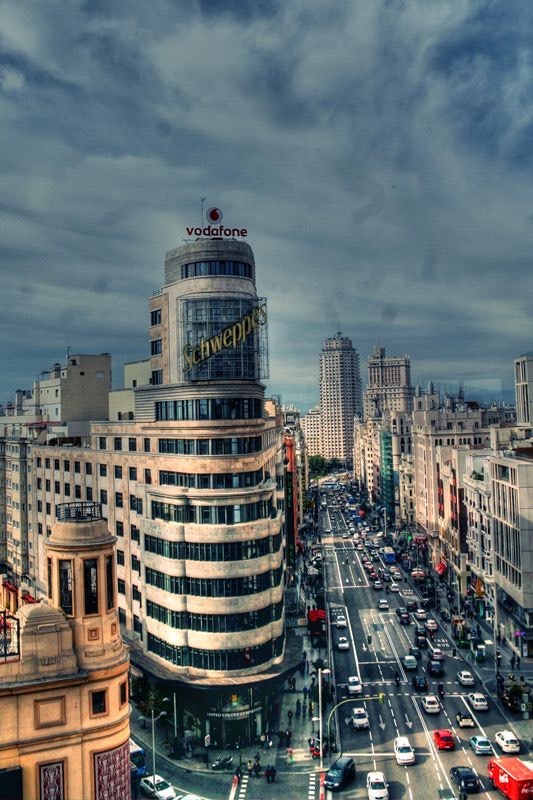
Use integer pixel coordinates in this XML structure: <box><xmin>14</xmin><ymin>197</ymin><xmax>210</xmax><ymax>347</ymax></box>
<box><xmin>201</xmin><ymin>197</ymin><xmax>207</xmax><ymax>226</ymax></box>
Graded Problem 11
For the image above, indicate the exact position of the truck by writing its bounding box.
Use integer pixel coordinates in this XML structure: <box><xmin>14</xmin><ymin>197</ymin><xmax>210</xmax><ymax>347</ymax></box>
<box><xmin>487</xmin><ymin>757</ymin><xmax>533</xmax><ymax>800</ymax></box>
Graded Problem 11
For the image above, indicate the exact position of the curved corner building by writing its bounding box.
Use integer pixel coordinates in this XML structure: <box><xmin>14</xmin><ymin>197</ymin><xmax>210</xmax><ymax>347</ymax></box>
<box><xmin>134</xmin><ymin>237</ymin><xmax>285</xmax><ymax>744</ymax></box>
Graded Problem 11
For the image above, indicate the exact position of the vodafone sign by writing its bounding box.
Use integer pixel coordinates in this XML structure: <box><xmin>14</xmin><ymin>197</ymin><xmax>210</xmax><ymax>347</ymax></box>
<box><xmin>186</xmin><ymin>206</ymin><xmax>247</xmax><ymax>239</ymax></box>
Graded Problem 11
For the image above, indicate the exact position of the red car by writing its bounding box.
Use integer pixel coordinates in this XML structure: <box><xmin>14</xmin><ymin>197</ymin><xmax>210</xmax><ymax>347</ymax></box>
<box><xmin>433</xmin><ymin>730</ymin><xmax>455</xmax><ymax>750</ymax></box>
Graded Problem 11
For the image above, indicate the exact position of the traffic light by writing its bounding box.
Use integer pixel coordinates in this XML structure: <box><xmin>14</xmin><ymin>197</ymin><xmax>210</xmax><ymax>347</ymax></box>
<box><xmin>379</xmin><ymin>693</ymin><xmax>385</xmax><ymax>704</ymax></box>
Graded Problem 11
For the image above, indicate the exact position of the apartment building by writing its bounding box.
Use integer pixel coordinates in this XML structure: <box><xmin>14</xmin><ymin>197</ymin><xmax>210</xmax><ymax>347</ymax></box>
<box><xmin>319</xmin><ymin>332</ymin><xmax>362</xmax><ymax>464</ymax></box>
<box><xmin>463</xmin><ymin>451</ymin><xmax>494</xmax><ymax>622</ymax></box>
<box><xmin>300</xmin><ymin>404</ymin><xmax>322</xmax><ymax>457</ymax></box>
<box><xmin>514</xmin><ymin>352</ymin><xmax>533</xmax><ymax>426</ymax></box>
<box><xmin>27</xmin><ymin>235</ymin><xmax>288</xmax><ymax>746</ymax></box>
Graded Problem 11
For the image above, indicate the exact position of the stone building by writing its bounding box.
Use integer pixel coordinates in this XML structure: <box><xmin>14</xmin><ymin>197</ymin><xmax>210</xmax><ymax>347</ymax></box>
<box><xmin>27</xmin><ymin>234</ymin><xmax>292</xmax><ymax>746</ymax></box>
<box><xmin>0</xmin><ymin>501</ymin><xmax>130</xmax><ymax>800</ymax></box>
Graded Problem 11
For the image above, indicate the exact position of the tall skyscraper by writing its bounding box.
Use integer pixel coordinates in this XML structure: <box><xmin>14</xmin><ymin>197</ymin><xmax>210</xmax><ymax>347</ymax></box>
<box><xmin>319</xmin><ymin>332</ymin><xmax>362</xmax><ymax>463</ymax></box>
<box><xmin>363</xmin><ymin>345</ymin><xmax>413</xmax><ymax>420</ymax></box>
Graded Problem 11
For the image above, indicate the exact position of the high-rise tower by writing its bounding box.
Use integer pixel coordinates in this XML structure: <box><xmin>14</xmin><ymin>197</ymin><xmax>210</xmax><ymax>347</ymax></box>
<box><xmin>319</xmin><ymin>332</ymin><xmax>362</xmax><ymax>463</ymax></box>
<box><xmin>363</xmin><ymin>346</ymin><xmax>413</xmax><ymax>420</ymax></box>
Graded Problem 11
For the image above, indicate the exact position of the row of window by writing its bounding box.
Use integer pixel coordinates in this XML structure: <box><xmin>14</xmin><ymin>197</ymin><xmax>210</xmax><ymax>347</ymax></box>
<box><xmin>145</xmin><ymin>565</ymin><xmax>283</xmax><ymax>596</ymax></box>
<box><xmin>155</xmin><ymin>397</ymin><xmax>263</xmax><ymax>422</ymax></box>
<box><xmin>159</xmin><ymin>467</ymin><xmax>264</xmax><ymax>489</ymax></box>
<box><xmin>98</xmin><ymin>436</ymin><xmax>139</xmax><ymax>452</ymax></box>
<box><xmin>151</xmin><ymin>499</ymin><xmax>274</xmax><ymax>525</ymax></box>
<box><xmin>158</xmin><ymin>436</ymin><xmax>262</xmax><ymax>456</ymax></box>
<box><xmin>180</xmin><ymin>260</ymin><xmax>253</xmax><ymax>280</ymax></box>
<box><xmin>146</xmin><ymin>600</ymin><xmax>283</xmax><ymax>631</ymax></box>
<box><xmin>36</xmin><ymin>457</ymin><xmax>93</xmax><ymax>474</ymax></box>
<box><xmin>147</xmin><ymin>632</ymin><xmax>284</xmax><ymax>669</ymax></box>
<box><xmin>143</xmin><ymin>532</ymin><xmax>282</xmax><ymax>561</ymax></box>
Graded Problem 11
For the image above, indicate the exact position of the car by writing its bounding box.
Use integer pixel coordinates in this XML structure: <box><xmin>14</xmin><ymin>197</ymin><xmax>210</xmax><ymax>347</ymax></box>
<box><xmin>337</xmin><ymin>636</ymin><xmax>350</xmax><ymax>651</ymax></box>
<box><xmin>347</xmin><ymin>676</ymin><xmax>363</xmax><ymax>696</ymax></box>
<box><xmin>415</xmin><ymin>609</ymin><xmax>427</xmax><ymax>620</ymax></box>
<box><xmin>427</xmin><ymin>660</ymin><xmax>443</xmax><ymax>677</ymax></box>
<box><xmin>456</xmin><ymin>711</ymin><xmax>476</xmax><ymax>728</ymax></box>
<box><xmin>342</xmin><ymin>532</ymin><xmax>349</xmax><ymax>539</ymax></box>
<box><xmin>431</xmin><ymin>648</ymin><xmax>445</xmax><ymax>661</ymax></box>
<box><xmin>467</xmin><ymin>692</ymin><xmax>489</xmax><ymax>711</ymax></box>
<box><xmin>433</xmin><ymin>729</ymin><xmax>455</xmax><ymax>750</ymax></box>
<box><xmin>409</xmin><ymin>645</ymin><xmax>421</xmax><ymax>660</ymax></box>
<box><xmin>412</xmin><ymin>674</ymin><xmax>429</xmax><ymax>691</ymax></box>
<box><xmin>495</xmin><ymin>730</ymin><xmax>520</xmax><ymax>753</ymax></box>
<box><xmin>390</xmin><ymin>582</ymin><xmax>400</xmax><ymax>592</ymax></box>
<box><xmin>391</xmin><ymin>570</ymin><xmax>402</xmax><ymax>580</ymax></box>
<box><xmin>324</xmin><ymin>756</ymin><xmax>356</xmax><ymax>790</ymax></box>
<box><xmin>396</xmin><ymin>607</ymin><xmax>408</xmax><ymax>619</ymax></box>
<box><xmin>402</xmin><ymin>655</ymin><xmax>418</xmax><ymax>671</ymax></box>
<box><xmin>336</xmin><ymin>614</ymin><xmax>348</xmax><ymax>629</ymax></box>
<box><xmin>425</xmin><ymin>618</ymin><xmax>438</xmax><ymax>631</ymax></box>
<box><xmin>140</xmin><ymin>774</ymin><xmax>177</xmax><ymax>799</ymax></box>
<box><xmin>382</xmin><ymin>573</ymin><xmax>392</xmax><ymax>582</ymax></box>
<box><xmin>457</xmin><ymin>670</ymin><xmax>475</xmax><ymax>686</ymax></box>
<box><xmin>394</xmin><ymin>736</ymin><xmax>415</xmax><ymax>765</ymax></box>
<box><xmin>373</xmin><ymin>580</ymin><xmax>383</xmax><ymax>590</ymax></box>
<box><xmin>399</xmin><ymin>612</ymin><xmax>410</xmax><ymax>625</ymax></box>
<box><xmin>469</xmin><ymin>736</ymin><xmax>493</xmax><ymax>755</ymax></box>
<box><xmin>449</xmin><ymin>766</ymin><xmax>480</xmax><ymax>794</ymax></box>
<box><xmin>350</xmin><ymin>706</ymin><xmax>370</xmax><ymax>729</ymax></box>
<box><xmin>357</xmin><ymin>543</ymin><xmax>365</xmax><ymax>551</ymax></box>
<box><xmin>414</xmin><ymin>633</ymin><xmax>428</xmax><ymax>648</ymax></box>
<box><xmin>422</xmin><ymin>695</ymin><xmax>440</xmax><ymax>714</ymax></box>
<box><xmin>406</xmin><ymin>600</ymin><xmax>418</xmax><ymax>612</ymax></box>
<box><xmin>367</xmin><ymin>771</ymin><xmax>389</xmax><ymax>800</ymax></box>
<box><xmin>378</xmin><ymin>599</ymin><xmax>389</xmax><ymax>610</ymax></box>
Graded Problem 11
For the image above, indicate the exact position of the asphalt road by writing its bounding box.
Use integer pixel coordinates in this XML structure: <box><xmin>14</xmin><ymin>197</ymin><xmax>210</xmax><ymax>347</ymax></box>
<box><xmin>323</xmin><ymin>498</ymin><xmax>528</xmax><ymax>800</ymax></box>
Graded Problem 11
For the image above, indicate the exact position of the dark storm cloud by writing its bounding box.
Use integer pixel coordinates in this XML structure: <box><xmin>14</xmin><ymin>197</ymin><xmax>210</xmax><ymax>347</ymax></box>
<box><xmin>0</xmin><ymin>0</ymin><xmax>531</xmax><ymax>411</ymax></box>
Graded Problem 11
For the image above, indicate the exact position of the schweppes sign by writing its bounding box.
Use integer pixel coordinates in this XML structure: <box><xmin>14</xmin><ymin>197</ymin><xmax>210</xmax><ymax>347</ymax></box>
<box><xmin>183</xmin><ymin>302</ymin><xmax>267</xmax><ymax>373</ymax></box>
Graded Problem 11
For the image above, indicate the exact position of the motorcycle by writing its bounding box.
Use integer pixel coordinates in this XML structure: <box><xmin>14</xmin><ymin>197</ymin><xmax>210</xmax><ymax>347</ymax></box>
<box><xmin>211</xmin><ymin>755</ymin><xmax>234</xmax><ymax>771</ymax></box>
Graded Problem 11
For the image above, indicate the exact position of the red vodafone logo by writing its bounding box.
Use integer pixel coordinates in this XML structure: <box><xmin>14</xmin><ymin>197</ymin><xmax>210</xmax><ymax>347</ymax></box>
<box><xmin>206</xmin><ymin>207</ymin><xmax>223</xmax><ymax>224</ymax></box>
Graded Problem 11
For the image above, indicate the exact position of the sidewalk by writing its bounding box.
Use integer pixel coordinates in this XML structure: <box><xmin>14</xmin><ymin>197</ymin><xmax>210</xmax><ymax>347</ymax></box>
<box><xmin>128</xmin><ymin>634</ymin><xmax>324</xmax><ymax>780</ymax></box>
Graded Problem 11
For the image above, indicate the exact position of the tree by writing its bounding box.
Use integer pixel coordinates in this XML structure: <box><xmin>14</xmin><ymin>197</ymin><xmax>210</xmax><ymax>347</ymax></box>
<box><xmin>309</xmin><ymin>455</ymin><xmax>327</xmax><ymax>477</ymax></box>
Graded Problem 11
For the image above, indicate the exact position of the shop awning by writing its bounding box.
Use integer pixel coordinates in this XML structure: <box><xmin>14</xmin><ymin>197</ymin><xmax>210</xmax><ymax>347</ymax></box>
<box><xmin>22</xmin><ymin>594</ymin><xmax>37</xmax><ymax>604</ymax></box>
<box><xmin>2</xmin><ymin>582</ymin><xmax>18</xmax><ymax>594</ymax></box>
<box><xmin>436</xmin><ymin>561</ymin><xmax>447</xmax><ymax>576</ymax></box>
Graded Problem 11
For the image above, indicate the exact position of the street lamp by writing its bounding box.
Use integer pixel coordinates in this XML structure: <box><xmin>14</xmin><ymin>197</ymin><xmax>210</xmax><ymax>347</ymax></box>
<box><xmin>138</xmin><ymin>709</ymin><xmax>167</xmax><ymax>797</ymax></box>
<box><xmin>318</xmin><ymin>667</ymin><xmax>331</xmax><ymax>770</ymax></box>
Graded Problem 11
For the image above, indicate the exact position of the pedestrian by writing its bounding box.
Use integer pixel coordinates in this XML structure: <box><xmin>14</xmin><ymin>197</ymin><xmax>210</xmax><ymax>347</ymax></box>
<box><xmin>234</xmin><ymin>766</ymin><xmax>242</xmax><ymax>785</ymax></box>
<box><xmin>309</xmin><ymin>700</ymin><xmax>314</xmax><ymax>715</ymax></box>
<box><xmin>286</xmin><ymin>728</ymin><xmax>292</xmax><ymax>745</ymax></box>
<box><xmin>511</xmin><ymin>655</ymin><xmax>516</xmax><ymax>670</ymax></box>
<box><xmin>302</xmin><ymin>684</ymin><xmax>309</xmax><ymax>700</ymax></box>
<box><xmin>286</xmin><ymin>747</ymin><xmax>294</xmax><ymax>764</ymax></box>
<box><xmin>287</xmin><ymin>709</ymin><xmax>293</xmax><ymax>725</ymax></box>
<box><xmin>517</xmin><ymin>655</ymin><xmax>521</xmax><ymax>669</ymax></box>
<box><xmin>271</xmin><ymin>765</ymin><xmax>277</xmax><ymax>782</ymax></box>
<box><xmin>296</xmin><ymin>698</ymin><xmax>302</xmax><ymax>715</ymax></box>
<box><xmin>253</xmin><ymin>761</ymin><xmax>261</xmax><ymax>778</ymax></box>
<box><xmin>247</xmin><ymin>758</ymin><xmax>253</xmax><ymax>776</ymax></box>
<box><xmin>497</xmin><ymin>632</ymin><xmax>501</xmax><ymax>645</ymax></box>
<box><xmin>260</xmin><ymin>732</ymin><xmax>266</xmax><ymax>749</ymax></box>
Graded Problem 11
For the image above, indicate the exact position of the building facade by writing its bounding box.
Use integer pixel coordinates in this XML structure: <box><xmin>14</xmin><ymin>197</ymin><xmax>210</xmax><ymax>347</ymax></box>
<box><xmin>0</xmin><ymin>501</ymin><xmax>130</xmax><ymax>800</ymax></box>
<box><xmin>27</xmin><ymin>236</ymin><xmax>291</xmax><ymax>746</ymax></box>
<box><xmin>319</xmin><ymin>332</ymin><xmax>362</xmax><ymax>464</ymax></box>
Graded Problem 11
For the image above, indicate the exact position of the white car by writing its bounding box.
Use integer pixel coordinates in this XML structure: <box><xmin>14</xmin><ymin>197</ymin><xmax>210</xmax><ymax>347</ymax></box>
<box><xmin>350</xmin><ymin>706</ymin><xmax>370</xmax><ymax>729</ymax></box>
<box><xmin>390</xmin><ymin>582</ymin><xmax>400</xmax><ymax>592</ymax></box>
<box><xmin>348</xmin><ymin>676</ymin><xmax>363</xmax><ymax>695</ymax></box>
<box><xmin>457</xmin><ymin>670</ymin><xmax>475</xmax><ymax>686</ymax></box>
<box><xmin>394</xmin><ymin>736</ymin><xmax>415</xmax><ymax>765</ymax></box>
<box><xmin>367</xmin><ymin>771</ymin><xmax>389</xmax><ymax>800</ymax></box>
<box><xmin>431</xmin><ymin>648</ymin><xmax>445</xmax><ymax>661</ymax></box>
<box><xmin>336</xmin><ymin>614</ymin><xmax>348</xmax><ymax>629</ymax></box>
<box><xmin>495</xmin><ymin>730</ymin><xmax>520</xmax><ymax>753</ymax></box>
<box><xmin>337</xmin><ymin>636</ymin><xmax>350</xmax><ymax>651</ymax></box>
<box><xmin>425</xmin><ymin>618</ymin><xmax>438</xmax><ymax>631</ymax></box>
<box><xmin>378</xmin><ymin>599</ymin><xmax>389</xmax><ymax>610</ymax></box>
<box><xmin>391</xmin><ymin>570</ymin><xmax>402</xmax><ymax>580</ymax></box>
<box><xmin>422</xmin><ymin>695</ymin><xmax>440</xmax><ymax>714</ymax></box>
<box><xmin>140</xmin><ymin>774</ymin><xmax>177</xmax><ymax>799</ymax></box>
<box><xmin>467</xmin><ymin>692</ymin><xmax>489</xmax><ymax>711</ymax></box>
<box><xmin>415</xmin><ymin>609</ymin><xmax>427</xmax><ymax>620</ymax></box>
<box><xmin>402</xmin><ymin>655</ymin><xmax>417</xmax><ymax>671</ymax></box>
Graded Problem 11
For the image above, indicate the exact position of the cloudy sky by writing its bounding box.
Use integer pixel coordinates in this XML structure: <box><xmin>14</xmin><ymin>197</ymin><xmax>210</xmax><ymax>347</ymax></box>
<box><xmin>1</xmin><ymin>0</ymin><xmax>531</xmax><ymax>412</ymax></box>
